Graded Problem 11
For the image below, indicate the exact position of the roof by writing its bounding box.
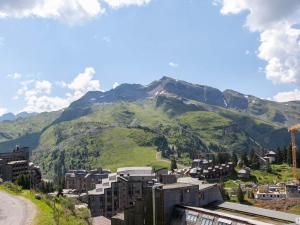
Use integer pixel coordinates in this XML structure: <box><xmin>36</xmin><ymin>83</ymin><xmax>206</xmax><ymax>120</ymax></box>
<box><xmin>112</xmin><ymin>213</ymin><xmax>125</xmax><ymax>221</ymax></box>
<box><xmin>7</xmin><ymin>160</ymin><xmax>28</xmax><ymax>165</ymax></box>
<box><xmin>180</xmin><ymin>206</ymin><xmax>272</xmax><ymax>225</ymax></box>
<box><xmin>117</xmin><ymin>167</ymin><xmax>153</xmax><ymax>176</ymax></box>
<box><xmin>266</xmin><ymin>151</ymin><xmax>276</xmax><ymax>155</ymax></box>
<box><xmin>216</xmin><ymin>201</ymin><xmax>299</xmax><ymax>223</ymax></box>
<box><xmin>162</xmin><ymin>182</ymin><xmax>197</xmax><ymax>190</ymax></box>
<box><xmin>93</xmin><ymin>216</ymin><xmax>111</xmax><ymax>225</ymax></box>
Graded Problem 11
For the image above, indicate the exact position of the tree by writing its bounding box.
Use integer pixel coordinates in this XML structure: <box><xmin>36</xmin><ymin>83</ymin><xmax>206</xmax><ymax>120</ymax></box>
<box><xmin>241</xmin><ymin>152</ymin><xmax>249</xmax><ymax>167</ymax></box>
<box><xmin>237</xmin><ymin>185</ymin><xmax>244</xmax><ymax>203</ymax></box>
<box><xmin>249</xmin><ymin>151</ymin><xmax>260</xmax><ymax>170</ymax></box>
<box><xmin>232</xmin><ymin>152</ymin><xmax>238</xmax><ymax>166</ymax></box>
<box><xmin>217</xmin><ymin>153</ymin><xmax>230</xmax><ymax>164</ymax></box>
<box><xmin>287</xmin><ymin>145</ymin><xmax>292</xmax><ymax>166</ymax></box>
<box><xmin>219</xmin><ymin>178</ymin><xmax>229</xmax><ymax>201</ymax></box>
<box><xmin>16</xmin><ymin>175</ymin><xmax>30</xmax><ymax>189</ymax></box>
<box><xmin>170</xmin><ymin>157</ymin><xmax>178</xmax><ymax>171</ymax></box>
<box><xmin>211</xmin><ymin>154</ymin><xmax>216</xmax><ymax>166</ymax></box>
<box><xmin>276</xmin><ymin>147</ymin><xmax>283</xmax><ymax>164</ymax></box>
<box><xmin>282</xmin><ymin>147</ymin><xmax>288</xmax><ymax>164</ymax></box>
<box><xmin>266</xmin><ymin>161</ymin><xmax>272</xmax><ymax>173</ymax></box>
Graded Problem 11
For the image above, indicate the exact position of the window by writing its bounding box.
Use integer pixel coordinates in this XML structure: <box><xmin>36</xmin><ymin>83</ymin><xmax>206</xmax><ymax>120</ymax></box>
<box><xmin>201</xmin><ymin>218</ymin><xmax>213</xmax><ymax>225</ymax></box>
<box><xmin>218</xmin><ymin>218</ymin><xmax>232</xmax><ymax>225</ymax></box>
<box><xmin>218</xmin><ymin>222</ymin><xmax>231</xmax><ymax>225</ymax></box>
<box><xmin>186</xmin><ymin>214</ymin><xmax>198</xmax><ymax>223</ymax></box>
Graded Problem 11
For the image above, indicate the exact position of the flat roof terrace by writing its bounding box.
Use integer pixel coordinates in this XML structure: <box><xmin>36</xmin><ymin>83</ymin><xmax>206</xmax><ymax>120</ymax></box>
<box><xmin>209</xmin><ymin>201</ymin><xmax>299</xmax><ymax>224</ymax></box>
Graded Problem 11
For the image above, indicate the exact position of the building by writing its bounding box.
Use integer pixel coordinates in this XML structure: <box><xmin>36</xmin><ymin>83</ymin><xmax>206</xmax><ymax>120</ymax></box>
<box><xmin>0</xmin><ymin>146</ymin><xmax>37</xmax><ymax>183</ymax></box>
<box><xmin>237</xmin><ymin>167</ymin><xmax>250</xmax><ymax>179</ymax></box>
<box><xmin>65</xmin><ymin>168</ymin><xmax>110</xmax><ymax>193</ymax></box>
<box><xmin>169</xmin><ymin>202</ymin><xmax>299</xmax><ymax>225</ymax></box>
<box><xmin>29</xmin><ymin>162</ymin><xmax>42</xmax><ymax>187</ymax></box>
<box><xmin>190</xmin><ymin>160</ymin><xmax>234</xmax><ymax>180</ymax></box>
<box><xmin>286</xmin><ymin>184</ymin><xmax>300</xmax><ymax>198</ymax></box>
<box><xmin>264</xmin><ymin>150</ymin><xmax>277</xmax><ymax>164</ymax></box>
<box><xmin>2</xmin><ymin>160</ymin><xmax>29</xmax><ymax>182</ymax></box>
<box><xmin>255</xmin><ymin>184</ymin><xmax>287</xmax><ymax>200</ymax></box>
<box><xmin>87</xmin><ymin>167</ymin><xmax>155</xmax><ymax>218</ymax></box>
<box><xmin>0</xmin><ymin>146</ymin><xmax>30</xmax><ymax>163</ymax></box>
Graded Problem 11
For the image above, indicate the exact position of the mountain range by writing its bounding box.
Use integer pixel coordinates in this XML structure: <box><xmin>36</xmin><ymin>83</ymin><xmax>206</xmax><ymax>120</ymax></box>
<box><xmin>0</xmin><ymin>112</ymin><xmax>38</xmax><ymax>122</ymax></box>
<box><xmin>0</xmin><ymin>76</ymin><xmax>299</xmax><ymax>177</ymax></box>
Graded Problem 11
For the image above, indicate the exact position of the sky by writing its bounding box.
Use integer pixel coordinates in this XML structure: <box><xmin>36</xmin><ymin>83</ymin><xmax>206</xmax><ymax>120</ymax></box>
<box><xmin>0</xmin><ymin>0</ymin><xmax>300</xmax><ymax>114</ymax></box>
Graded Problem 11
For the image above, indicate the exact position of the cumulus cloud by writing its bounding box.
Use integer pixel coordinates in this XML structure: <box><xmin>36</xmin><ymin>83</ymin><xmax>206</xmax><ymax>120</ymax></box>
<box><xmin>112</xmin><ymin>82</ymin><xmax>119</xmax><ymax>89</ymax></box>
<box><xmin>217</xmin><ymin>0</ymin><xmax>300</xmax><ymax>85</ymax></box>
<box><xmin>15</xmin><ymin>67</ymin><xmax>101</xmax><ymax>113</ymax></box>
<box><xmin>67</xmin><ymin>67</ymin><xmax>100</xmax><ymax>100</ymax></box>
<box><xmin>0</xmin><ymin>107</ymin><xmax>7</xmax><ymax>116</ymax></box>
<box><xmin>35</xmin><ymin>80</ymin><xmax>52</xmax><ymax>94</ymax></box>
<box><xmin>168</xmin><ymin>62</ymin><xmax>179</xmax><ymax>68</ymax></box>
<box><xmin>7</xmin><ymin>72</ymin><xmax>22</xmax><ymax>80</ymax></box>
<box><xmin>273</xmin><ymin>89</ymin><xmax>300</xmax><ymax>102</ymax></box>
<box><xmin>0</xmin><ymin>0</ymin><xmax>152</xmax><ymax>23</ymax></box>
<box><xmin>103</xmin><ymin>0</ymin><xmax>151</xmax><ymax>9</ymax></box>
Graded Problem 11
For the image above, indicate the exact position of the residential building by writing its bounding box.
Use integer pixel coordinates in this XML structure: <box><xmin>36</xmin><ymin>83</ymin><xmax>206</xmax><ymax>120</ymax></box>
<box><xmin>0</xmin><ymin>146</ymin><xmax>30</xmax><ymax>163</ymax></box>
<box><xmin>190</xmin><ymin>159</ymin><xmax>234</xmax><ymax>180</ymax></box>
<box><xmin>65</xmin><ymin>168</ymin><xmax>110</xmax><ymax>193</ymax></box>
<box><xmin>2</xmin><ymin>160</ymin><xmax>29</xmax><ymax>182</ymax></box>
<box><xmin>87</xmin><ymin>167</ymin><xmax>155</xmax><ymax>217</ymax></box>
<box><xmin>264</xmin><ymin>150</ymin><xmax>277</xmax><ymax>164</ymax></box>
<box><xmin>0</xmin><ymin>146</ymin><xmax>40</xmax><ymax>183</ymax></box>
<box><xmin>237</xmin><ymin>167</ymin><xmax>250</xmax><ymax>179</ymax></box>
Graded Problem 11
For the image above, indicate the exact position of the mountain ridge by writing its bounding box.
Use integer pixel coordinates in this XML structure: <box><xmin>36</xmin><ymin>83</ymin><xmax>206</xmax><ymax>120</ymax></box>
<box><xmin>0</xmin><ymin>76</ymin><xmax>298</xmax><ymax>178</ymax></box>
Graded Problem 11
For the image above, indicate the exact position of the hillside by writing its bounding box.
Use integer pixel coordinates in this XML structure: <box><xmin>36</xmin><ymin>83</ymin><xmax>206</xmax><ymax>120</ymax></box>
<box><xmin>0</xmin><ymin>77</ymin><xmax>299</xmax><ymax>177</ymax></box>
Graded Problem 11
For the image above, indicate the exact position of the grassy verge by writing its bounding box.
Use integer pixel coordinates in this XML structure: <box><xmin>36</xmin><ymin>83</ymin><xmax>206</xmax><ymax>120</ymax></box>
<box><xmin>0</xmin><ymin>182</ymin><xmax>91</xmax><ymax>225</ymax></box>
<box><xmin>0</xmin><ymin>183</ymin><xmax>53</xmax><ymax>225</ymax></box>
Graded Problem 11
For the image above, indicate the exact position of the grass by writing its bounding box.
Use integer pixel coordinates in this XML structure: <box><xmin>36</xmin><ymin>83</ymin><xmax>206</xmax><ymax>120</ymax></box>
<box><xmin>0</xmin><ymin>183</ymin><xmax>91</xmax><ymax>225</ymax></box>
<box><xmin>93</xmin><ymin>127</ymin><xmax>170</xmax><ymax>171</ymax></box>
<box><xmin>0</xmin><ymin>183</ymin><xmax>53</xmax><ymax>225</ymax></box>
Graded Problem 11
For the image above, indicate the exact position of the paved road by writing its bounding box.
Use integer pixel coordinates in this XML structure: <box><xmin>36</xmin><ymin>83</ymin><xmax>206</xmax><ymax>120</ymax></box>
<box><xmin>0</xmin><ymin>190</ymin><xmax>37</xmax><ymax>225</ymax></box>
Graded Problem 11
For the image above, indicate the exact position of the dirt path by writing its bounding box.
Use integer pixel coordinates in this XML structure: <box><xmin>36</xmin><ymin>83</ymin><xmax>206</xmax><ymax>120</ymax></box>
<box><xmin>0</xmin><ymin>190</ymin><xmax>37</xmax><ymax>225</ymax></box>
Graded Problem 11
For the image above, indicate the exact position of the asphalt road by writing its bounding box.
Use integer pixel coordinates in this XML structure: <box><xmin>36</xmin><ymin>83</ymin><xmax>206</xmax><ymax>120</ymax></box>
<box><xmin>0</xmin><ymin>190</ymin><xmax>37</xmax><ymax>225</ymax></box>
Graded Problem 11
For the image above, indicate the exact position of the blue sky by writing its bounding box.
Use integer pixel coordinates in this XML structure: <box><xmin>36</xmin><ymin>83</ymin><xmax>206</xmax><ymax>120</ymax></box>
<box><xmin>0</xmin><ymin>0</ymin><xmax>299</xmax><ymax>114</ymax></box>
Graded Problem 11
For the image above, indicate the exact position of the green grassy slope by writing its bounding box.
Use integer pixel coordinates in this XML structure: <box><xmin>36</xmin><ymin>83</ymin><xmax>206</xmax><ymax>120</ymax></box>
<box><xmin>0</xmin><ymin>96</ymin><xmax>295</xmax><ymax>178</ymax></box>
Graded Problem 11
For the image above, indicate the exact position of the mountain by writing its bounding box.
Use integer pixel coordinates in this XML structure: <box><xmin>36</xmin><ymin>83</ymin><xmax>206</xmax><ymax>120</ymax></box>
<box><xmin>0</xmin><ymin>113</ymin><xmax>16</xmax><ymax>121</ymax></box>
<box><xmin>0</xmin><ymin>112</ymin><xmax>38</xmax><ymax>122</ymax></box>
<box><xmin>0</xmin><ymin>76</ymin><xmax>298</xmax><ymax>178</ymax></box>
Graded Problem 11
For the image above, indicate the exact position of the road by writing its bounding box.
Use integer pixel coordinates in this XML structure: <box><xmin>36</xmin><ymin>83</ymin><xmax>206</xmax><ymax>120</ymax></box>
<box><xmin>0</xmin><ymin>190</ymin><xmax>37</xmax><ymax>225</ymax></box>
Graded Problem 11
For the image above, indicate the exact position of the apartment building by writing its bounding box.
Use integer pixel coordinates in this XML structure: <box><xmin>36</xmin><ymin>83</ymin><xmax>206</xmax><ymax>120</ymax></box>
<box><xmin>2</xmin><ymin>160</ymin><xmax>29</xmax><ymax>182</ymax></box>
<box><xmin>0</xmin><ymin>147</ymin><xmax>42</xmax><ymax>184</ymax></box>
<box><xmin>65</xmin><ymin>168</ymin><xmax>111</xmax><ymax>193</ymax></box>
<box><xmin>87</xmin><ymin>167</ymin><xmax>155</xmax><ymax>217</ymax></box>
<box><xmin>190</xmin><ymin>159</ymin><xmax>234</xmax><ymax>180</ymax></box>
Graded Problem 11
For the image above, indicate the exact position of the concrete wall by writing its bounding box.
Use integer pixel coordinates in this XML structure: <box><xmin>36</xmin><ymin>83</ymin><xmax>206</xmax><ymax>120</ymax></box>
<box><xmin>199</xmin><ymin>185</ymin><xmax>223</xmax><ymax>206</ymax></box>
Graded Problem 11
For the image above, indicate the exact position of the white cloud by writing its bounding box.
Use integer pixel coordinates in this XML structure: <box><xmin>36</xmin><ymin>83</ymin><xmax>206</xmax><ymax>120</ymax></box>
<box><xmin>218</xmin><ymin>0</ymin><xmax>300</xmax><ymax>85</ymax></box>
<box><xmin>35</xmin><ymin>80</ymin><xmax>52</xmax><ymax>94</ymax></box>
<box><xmin>273</xmin><ymin>89</ymin><xmax>300</xmax><ymax>102</ymax></box>
<box><xmin>245</xmin><ymin>50</ymin><xmax>250</xmax><ymax>55</ymax></box>
<box><xmin>113</xmin><ymin>82</ymin><xmax>120</xmax><ymax>89</ymax></box>
<box><xmin>68</xmin><ymin>67</ymin><xmax>101</xmax><ymax>99</ymax></box>
<box><xmin>103</xmin><ymin>0</ymin><xmax>151</xmax><ymax>9</ymax></box>
<box><xmin>7</xmin><ymin>73</ymin><xmax>22</xmax><ymax>80</ymax></box>
<box><xmin>0</xmin><ymin>107</ymin><xmax>7</xmax><ymax>116</ymax></box>
<box><xmin>168</xmin><ymin>62</ymin><xmax>179</xmax><ymax>68</ymax></box>
<box><xmin>14</xmin><ymin>67</ymin><xmax>101</xmax><ymax>113</ymax></box>
<box><xmin>0</xmin><ymin>0</ymin><xmax>152</xmax><ymax>24</ymax></box>
<box><xmin>0</xmin><ymin>0</ymin><xmax>104</xmax><ymax>24</ymax></box>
